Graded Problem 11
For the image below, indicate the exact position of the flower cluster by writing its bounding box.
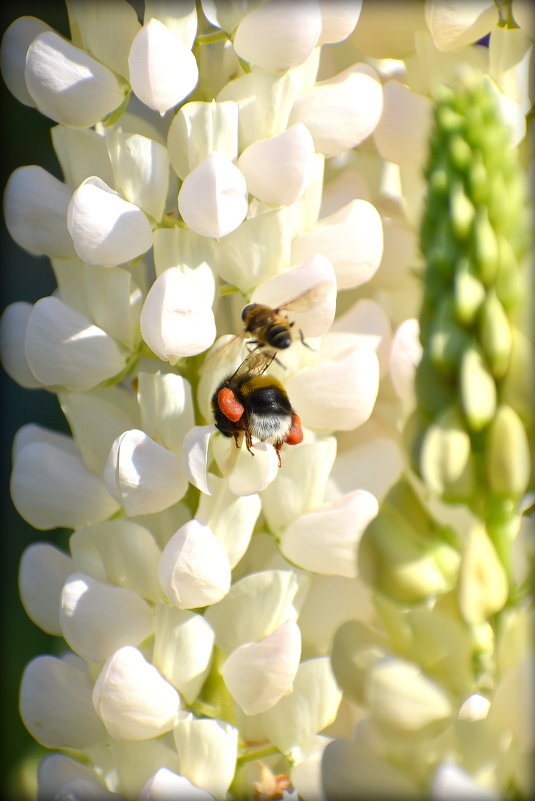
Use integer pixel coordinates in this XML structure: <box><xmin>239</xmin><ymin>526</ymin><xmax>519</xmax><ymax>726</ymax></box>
<box><xmin>0</xmin><ymin>1</ymin><xmax>532</xmax><ymax>799</ymax></box>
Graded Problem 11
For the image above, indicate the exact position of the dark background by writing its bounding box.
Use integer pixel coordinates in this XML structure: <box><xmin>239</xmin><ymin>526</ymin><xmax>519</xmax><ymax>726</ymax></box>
<box><xmin>0</xmin><ymin>3</ymin><xmax>70</xmax><ymax>797</ymax></box>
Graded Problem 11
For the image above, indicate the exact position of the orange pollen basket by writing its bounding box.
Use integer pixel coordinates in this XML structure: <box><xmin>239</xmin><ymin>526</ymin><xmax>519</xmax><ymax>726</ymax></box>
<box><xmin>217</xmin><ymin>387</ymin><xmax>244</xmax><ymax>422</ymax></box>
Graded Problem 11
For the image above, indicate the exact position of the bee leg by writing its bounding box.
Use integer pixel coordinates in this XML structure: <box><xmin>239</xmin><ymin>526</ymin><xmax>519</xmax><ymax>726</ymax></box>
<box><xmin>299</xmin><ymin>328</ymin><xmax>315</xmax><ymax>351</ymax></box>
<box><xmin>274</xmin><ymin>443</ymin><xmax>283</xmax><ymax>468</ymax></box>
<box><xmin>245</xmin><ymin>430</ymin><xmax>255</xmax><ymax>457</ymax></box>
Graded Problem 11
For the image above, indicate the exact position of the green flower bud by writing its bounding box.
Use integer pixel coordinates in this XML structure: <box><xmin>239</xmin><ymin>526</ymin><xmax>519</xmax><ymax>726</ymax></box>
<box><xmin>420</xmin><ymin>405</ymin><xmax>475</xmax><ymax>501</ymax></box>
<box><xmin>358</xmin><ymin>510</ymin><xmax>460</xmax><ymax>604</ymax></box>
<box><xmin>449</xmin><ymin>134</ymin><xmax>472</xmax><ymax>170</ymax></box>
<box><xmin>485</xmin><ymin>404</ymin><xmax>531</xmax><ymax>498</ymax></box>
<box><xmin>500</xmin><ymin>329</ymin><xmax>534</xmax><ymax>423</ymax></box>
<box><xmin>472</xmin><ymin>207</ymin><xmax>498</xmax><ymax>284</ymax></box>
<box><xmin>459</xmin><ymin>346</ymin><xmax>496</xmax><ymax>431</ymax></box>
<box><xmin>454</xmin><ymin>257</ymin><xmax>486</xmax><ymax>325</ymax></box>
<box><xmin>450</xmin><ymin>180</ymin><xmax>475</xmax><ymax>240</ymax></box>
<box><xmin>428</xmin><ymin>297</ymin><xmax>471</xmax><ymax>376</ymax></box>
<box><xmin>414</xmin><ymin>353</ymin><xmax>455</xmax><ymax>416</ymax></box>
<box><xmin>478</xmin><ymin>291</ymin><xmax>512</xmax><ymax>379</ymax></box>
<box><xmin>494</xmin><ymin>235</ymin><xmax>522</xmax><ymax>310</ymax></box>
<box><xmin>330</xmin><ymin>621</ymin><xmax>387</xmax><ymax>706</ymax></box>
<box><xmin>458</xmin><ymin>524</ymin><xmax>508</xmax><ymax>623</ymax></box>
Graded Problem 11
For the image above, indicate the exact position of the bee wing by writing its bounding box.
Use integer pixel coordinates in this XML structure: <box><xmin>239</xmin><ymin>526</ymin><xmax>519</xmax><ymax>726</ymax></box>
<box><xmin>276</xmin><ymin>281</ymin><xmax>334</xmax><ymax>313</ymax></box>
<box><xmin>204</xmin><ymin>331</ymin><xmax>247</xmax><ymax>367</ymax></box>
<box><xmin>230</xmin><ymin>348</ymin><xmax>276</xmax><ymax>380</ymax></box>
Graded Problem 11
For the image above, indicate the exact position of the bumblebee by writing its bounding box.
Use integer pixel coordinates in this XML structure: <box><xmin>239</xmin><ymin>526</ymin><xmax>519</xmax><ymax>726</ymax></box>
<box><xmin>211</xmin><ymin>350</ymin><xmax>303</xmax><ymax>466</ymax></box>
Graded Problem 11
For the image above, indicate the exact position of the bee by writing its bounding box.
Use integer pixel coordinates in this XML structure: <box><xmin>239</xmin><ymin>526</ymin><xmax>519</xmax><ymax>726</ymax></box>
<box><xmin>211</xmin><ymin>350</ymin><xmax>303</xmax><ymax>467</ymax></box>
<box><xmin>241</xmin><ymin>280</ymin><xmax>334</xmax><ymax>353</ymax></box>
<box><xmin>210</xmin><ymin>281</ymin><xmax>333</xmax><ymax>368</ymax></box>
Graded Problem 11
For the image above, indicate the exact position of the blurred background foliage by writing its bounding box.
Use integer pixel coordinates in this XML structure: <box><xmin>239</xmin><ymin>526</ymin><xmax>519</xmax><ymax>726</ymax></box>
<box><xmin>0</xmin><ymin>2</ymin><xmax>70</xmax><ymax>797</ymax></box>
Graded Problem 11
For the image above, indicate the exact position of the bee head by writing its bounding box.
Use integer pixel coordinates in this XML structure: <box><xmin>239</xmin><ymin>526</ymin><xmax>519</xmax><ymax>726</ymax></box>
<box><xmin>241</xmin><ymin>303</ymin><xmax>259</xmax><ymax>322</ymax></box>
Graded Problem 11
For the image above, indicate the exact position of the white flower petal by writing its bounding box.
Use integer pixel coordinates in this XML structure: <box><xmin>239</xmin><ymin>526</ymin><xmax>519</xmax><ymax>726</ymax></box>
<box><xmin>0</xmin><ymin>302</ymin><xmax>41</xmax><ymax>388</ymax></box>
<box><xmin>141</xmin><ymin>768</ymin><xmax>216</xmax><ymax>801</ymax></box>
<box><xmin>20</xmin><ymin>655</ymin><xmax>106</xmax><ymax>749</ymax></box>
<box><xmin>25</xmin><ymin>31</ymin><xmax>124</xmax><ymax>127</ymax></box>
<box><xmin>431</xmin><ymin>762</ymin><xmax>501</xmax><ymax>800</ymax></box>
<box><xmin>196</xmin><ymin>474</ymin><xmax>261</xmax><ymax>567</ymax></box>
<box><xmin>322</xmin><ymin>736</ymin><xmax>420</xmax><ymax>799</ymax></box>
<box><xmin>153</xmin><ymin>228</ymin><xmax>216</xmax><ymax>304</ymax></box>
<box><xmin>104</xmin><ymin>429</ymin><xmax>188</xmax><ymax>516</ymax></box>
<box><xmin>389</xmin><ymin>318</ymin><xmax>422</xmax><ymax>407</ymax></box>
<box><xmin>200</xmin><ymin>0</ymin><xmax>249</xmax><ymax>33</ymax></box>
<box><xmin>4</xmin><ymin>166</ymin><xmax>74</xmax><ymax>258</ymax></box>
<box><xmin>233</xmin><ymin>0</ymin><xmax>321</xmax><ymax>70</ymax></box>
<box><xmin>260</xmin><ymin>437</ymin><xmax>338</xmax><ymax>532</ymax></box>
<box><xmin>251</xmin><ymin>253</ymin><xmax>337</xmax><ymax>338</ymax></box>
<box><xmin>25</xmin><ymin>297</ymin><xmax>127</xmax><ymax>391</ymax></box>
<box><xmin>159</xmin><ymin>519</ymin><xmax>231</xmax><ymax>608</ymax></box>
<box><xmin>222</xmin><ymin>620</ymin><xmax>301</xmax><ymax>715</ymax></box>
<box><xmin>144</xmin><ymin>0</ymin><xmax>198</xmax><ymax>49</ymax></box>
<box><xmin>285</xmin><ymin>348</ymin><xmax>380</xmax><ymax>431</ymax></box>
<box><xmin>289</xmin><ymin>65</ymin><xmax>383</xmax><ymax>156</ymax></box>
<box><xmin>329</xmin><ymin>298</ymin><xmax>392</xmax><ymax>376</ymax></box>
<box><xmin>38</xmin><ymin>754</ymin><xmax>108</xmax><ymax>801</ymax></box>
<box><xmin>153</xmin><ymin>607</ymin><xmax>215</xmax><ymax>704</ymax></box>
<box><xmin>280</xmin><ymin>489</ymin><xmax>379</xmax><ymax>578</ymax></box>
<box><xmin>212</xmin><ymin>207</ymin><xmax>292</xmax><ymax>293</ymax></box>
<box><xmin>183</xmin><ymin>425</ymin><xmax>216</xmax><ymax>495</ymax></box>
<box><xmin>60</xmin><ymin>572</ymin><xmax>154</xmax><ymax>662</ymax></box>
<box><xmin>217</xmin><ymin>70</ymin><xmax>303</xmax><ymax>149</ymax></box>
<box><xmin>373</xmin><ymin>80</ymin><xmax>433</xmax><ymax>166</ymax></box>
<box><xmin>178</xmin><ymin>152</ymin><xmax>248</xmax><ymax>238</ymax></box>
<box><xmin>237</xmin><ymin>123</ymin><xmax>316</xmax><ymax>206</ymax></box>
<box><xmin>140</xmin><ymin>267</ymin><xmax>216</xmax><ymax>363</ymax></box>
<box><xmin>425</xmin><ymin>0</ymin><xmax>497</xmax><ymax>51</ymax></box>
<box><xmin>11</xmin><ymin>435</ymin><xmax>119</xmax><ymax>531</ymax></box>
<box><xmin>66</xmin><ymin>0</ymin><xmax>141</xmax><ymax>79</ymax></box>
<box><xmin>167</xmin><ymin>100</ymin><xmax>238</xmax><ymax>181</ymax></box>
<box><xmin>318</xmin><ymin>0</ymin><xmax>362</xmax><ymax>44</ymax></box>
<box><xmin>173</xmin><ymin>714</ymin><xmax>238</xmax><ymax>800</ymax></box>
<box><xmin>259</xmin><ymin>658</ymin><xmax>342</xmax><ymax>752</ymax></box>
<box><xmin>137</xmin><ymin>372</ymin><xmax>195</xmax><ymax>457</ymax></box>
<box><xmin>330</xmin><ymin>426</ymin><xmax>403</xmax><ymax>501</ymax></box>
<box><xmin>365</xmin><ymin>657</ymin><xmax>452</xmax><ymax>733</ymax></box>
<box><xmin>205</xmin><ymin>570</ymin><xmax>308</xmax><ymax>655</ymax></box>
<box><xmin>291</xmin><ymin>199</ymin><xmax>383</xmax><ymax>290</ymax></box>
<box><xmin>0</xmin><ymin>15</ymin><xmax>52</xmax><ymax>106</ymax></box>
<box><xmin>227</xmin><ymin>441</ymin><xmax>280</xmax><ymax>496</ymax></box>
<box><xmin>19</xmin><ymin>543</ymin><xmax>73</xmax><ymax>635</ymax></box>
<box><xmin>70</xmin><ymin>520</ymin><xmax>163</xmax><ymax>602</ymax></box>
<box><xmin>67</xmin><ymin>177</ymin><xmax>153</xmax><ymax>266</ymax></box>
<box><xmin>60</xmin><ymin>385</ymin><xmax>139</xmax><ymax>474</ymax></box>
<box><xmin>51</xmin><ymin>125</ymin><xmax>115</xmax><ymax>188</ymax></box>
<box><xmin>92</xmin><ymin>645</ymin><xmax>180</xmax><ymax>740</ymax></box>
<box><xmin>106</xmin><ymin>130</ymin><xmax>170</xmax><ymax>222</ymax></box>
<box><xmin>128</xmin><ymin>19</ymin><xmax>198</xmax><ymax>114</ymax></box>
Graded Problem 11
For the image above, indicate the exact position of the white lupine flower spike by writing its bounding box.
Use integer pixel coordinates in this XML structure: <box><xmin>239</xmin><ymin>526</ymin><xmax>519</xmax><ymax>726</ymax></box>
<box><xmin>3</xmin><ymin>2</ymin><xmax>532</xmax><ymax>799</ymax></box>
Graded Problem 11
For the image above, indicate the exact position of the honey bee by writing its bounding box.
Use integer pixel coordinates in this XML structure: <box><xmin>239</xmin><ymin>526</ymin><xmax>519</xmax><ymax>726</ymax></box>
<box><xmin>209</xmin><ymin>281</ymin><xmax>333</xmax><ymax>368</ymax></box>
<box><xmin>241</xmin><ymin>280</ymin><xmax>334</xmax><ymax>353</ymax></box>
<box><xmin>211</xmin><ymin>349</ymin><xmax>303</xmax><ymax>466</ymax></box>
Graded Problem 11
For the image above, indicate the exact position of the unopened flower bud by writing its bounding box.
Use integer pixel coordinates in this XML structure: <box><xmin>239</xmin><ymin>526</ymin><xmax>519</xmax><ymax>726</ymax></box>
<box><xmin>358</xmin><ymin>508</ymin><xmax>460</xmax><ymax>604</ymax></box>
<box><xmin>459</xmin><ymin>346</ymin><xmax>496</xmax><ymax>432</ymax></box>
<box><xmin>419</xmin><ymin>405</ymin><xmax>474</xmax><ymax>502</ymax></box>
<box><xmin>478</xmin><ymin>291</ymin><xmax>512</xmax><ymax>379</ymax></box>
<box><xmin>458</xmin><ymin>524</ymin><xmax>508</xmax><ymax>624</ymax></box>
<box><xmin>485</xmin><ymin>405</ymin><xmax>531</xmax><ymax>498</ymax></box>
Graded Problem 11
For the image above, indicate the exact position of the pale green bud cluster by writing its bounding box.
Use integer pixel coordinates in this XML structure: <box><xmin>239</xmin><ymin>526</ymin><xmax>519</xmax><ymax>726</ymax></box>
<box><xmin>412</xmin><ymin>71</ymin><xmax>532</xmax><ymax>521</ymax></box>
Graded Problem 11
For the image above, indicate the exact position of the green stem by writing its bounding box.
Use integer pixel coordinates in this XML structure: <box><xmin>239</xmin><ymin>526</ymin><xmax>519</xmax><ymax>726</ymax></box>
<box><xmin>196</xmin><ymin>30</ymin><xmax>229</xmax><ymax>45</ymax></box>
<box><xmin>236</xmin><ymin>744</ymin><xmax>280</xmax><ymax>766</ymax></box>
